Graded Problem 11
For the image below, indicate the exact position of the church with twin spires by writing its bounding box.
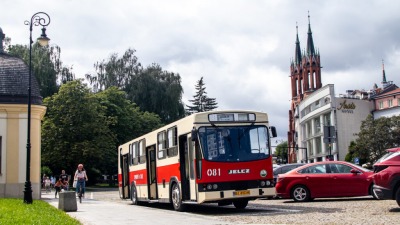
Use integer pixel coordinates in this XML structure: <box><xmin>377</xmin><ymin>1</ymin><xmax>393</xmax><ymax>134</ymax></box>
<box><xmin>287</xmin><ymin>15</ymin><xmax>322</xmax><ymax>163</ymax></box>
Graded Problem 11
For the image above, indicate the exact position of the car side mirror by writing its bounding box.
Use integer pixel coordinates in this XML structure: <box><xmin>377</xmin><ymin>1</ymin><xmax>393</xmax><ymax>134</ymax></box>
<box><xmin>350</xmin><ymin>169</ymin><xmax>360</xmax><ymax>174</ymax></box>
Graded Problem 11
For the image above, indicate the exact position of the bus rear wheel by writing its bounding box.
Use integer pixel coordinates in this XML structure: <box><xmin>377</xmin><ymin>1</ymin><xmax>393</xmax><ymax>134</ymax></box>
<box><xmin>131</xmin><ymin>185</ymin><xmax>139</xmax><ymax>205</ymax></box>
<box><xmin>171</xmin><ymin>183</ymin><xmax>186</xmax><ymax>211</ymax></box>
<box><xmin>233</xmin><ymin>199</ymin><xmax>248</xmax><ymax>209</ymax></box>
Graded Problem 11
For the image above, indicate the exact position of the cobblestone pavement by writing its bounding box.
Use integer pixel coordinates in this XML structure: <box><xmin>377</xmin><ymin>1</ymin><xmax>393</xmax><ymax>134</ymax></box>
<box><xmin>62</xmin><ymin>189</ymin><xmax>400</xmax><ymax>225</ymax></box>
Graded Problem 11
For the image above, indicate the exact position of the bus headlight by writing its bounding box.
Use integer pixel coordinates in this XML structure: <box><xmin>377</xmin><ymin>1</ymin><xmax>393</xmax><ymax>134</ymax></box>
<box><xmin>260</xmin><ymin>170</ymin><xmax>267</xmax><ymax>177</ymax></box>
<box><xmin>260</xmin><ymin>181</ymin><xmax>266</xmax><ymax>187</ymax></box>
<box><xmin>266</xmin><ymin>181</ymin><xmax>271</xmax><ymax>186</ymax></box>
<box><xmin>207</xmin><ymin>184</ymin><xmax>212</xmax><ymax>190</ymax></box>
<box><xmin>213</xmin><ymin>184</ymin><xmax>218</xmax><ymax>190</ymax></box>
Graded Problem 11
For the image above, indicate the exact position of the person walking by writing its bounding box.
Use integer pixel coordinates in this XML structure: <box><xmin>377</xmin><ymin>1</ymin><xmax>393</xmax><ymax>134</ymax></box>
<box><xmin>74</xmin><ymin>164</ymin><xmax>88</xmax><ymax>197</ymax></box>
<box><xmin>54</xmin><ymin>177</ymin><xmax>68</xmax><ymax>198</ymax></box>
<box><xmin>59</xmin><ymin>169</ymin><xmax>69</xmax><ymax>190</ymax></box>
<box><xmin>44</xmin><ymin>176</ymin><xmax>51</xmax><ymax>193</ymax></box>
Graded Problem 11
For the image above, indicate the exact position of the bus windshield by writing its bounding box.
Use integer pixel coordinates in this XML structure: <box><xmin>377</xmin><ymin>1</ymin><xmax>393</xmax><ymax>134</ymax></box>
<box><xmin>198</xmin><ymin>125</ymin><xmax>271</xmax><ymax>162</ymax></box>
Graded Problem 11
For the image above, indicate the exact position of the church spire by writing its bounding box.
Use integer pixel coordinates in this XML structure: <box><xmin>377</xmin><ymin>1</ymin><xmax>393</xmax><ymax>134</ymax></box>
<box><xmin>295</xmin><ymin>22</ymin><xmax>302</xmax><ymax>65</ymax></box>
<box><xmin>382</xmin><ymin>59</ymin><xmax>387</xmax><ymax>83</ymax></box>
<box><xmin>382</xmin><ymin>59</ymin><xmax>388</xmax><ymax>88</ymax></box>
<box><xmin>306</xmin><ymin>11</ymin><xmax>315</xmax><ymax>56</ymax></box>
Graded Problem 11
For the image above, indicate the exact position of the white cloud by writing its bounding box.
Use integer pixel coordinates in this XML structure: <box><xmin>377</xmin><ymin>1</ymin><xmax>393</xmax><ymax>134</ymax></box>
<box><xmin>2</xmin><ymin>0</ymin><xmax>400</xmax><ymax>139</ymax></box>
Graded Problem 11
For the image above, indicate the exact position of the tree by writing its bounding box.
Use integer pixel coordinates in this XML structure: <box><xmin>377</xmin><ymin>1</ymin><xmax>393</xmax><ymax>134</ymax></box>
<box><xmin>344</xmin><ymin>141</ymin><xmax>358</xmax><ymax>163</ymax></box>
<box><xmin>95</xmin><ymin>86</ymin><xmax>162</xmax><ymax>147</ymax></box>
<box><xmin>351</xmin><ymin>115</ymin><xmax>400</xmax><ymax>164</ymax></box>
<box><xmin>6</xmin><ymin>43</ymin><xmax>74</xmax><ymax>98</ymax></box>
<box><xmin>86</xmin><ymin>49</ymin><xmax>186</xmax><ymax>124</ymax></box>
<box><xmin>41</xmin><ymin>81</ymin><xmax>163</xmax><ymax>182</ymax></box>
<box><xmin>274</xmin><ymin>141</ymin><xmax>288</xmax><ymax>164</ymax></box>
<box><xmin>85</xmin><ymin>48</ymin><xmax>141</xmax><ymax>92</ymax></box>
<box><xmin>186</xmin><ymin>77</ymin><xmax>218</xmax><ymax>114</ymax></box>
<box><xmin>41</xmin><ymin>79</ymin><xmax>115</xmax><ymax>182</ymax></box>
<box><xmin>126</xmin><ymin>63</ymin><xmax>185</xmax><ymax>124</ymax></box>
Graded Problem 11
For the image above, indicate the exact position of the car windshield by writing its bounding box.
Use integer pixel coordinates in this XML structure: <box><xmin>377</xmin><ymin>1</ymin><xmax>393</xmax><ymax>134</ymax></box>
<box><xmin>375</xmin><ymin>151</ymin><xmax>400</xmax><ymax>163</ymax></box>
<box><xmin>198</xmin><ymin>125</ymin><xmax>271</xmax><ymax>162</ymax></box>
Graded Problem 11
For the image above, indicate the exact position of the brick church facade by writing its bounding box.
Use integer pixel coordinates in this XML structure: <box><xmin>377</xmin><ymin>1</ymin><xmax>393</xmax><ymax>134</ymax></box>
<box><xmin>288</xmin><ymin>15</ymin><xmax>322</xmax><ymax>163</ymax></box>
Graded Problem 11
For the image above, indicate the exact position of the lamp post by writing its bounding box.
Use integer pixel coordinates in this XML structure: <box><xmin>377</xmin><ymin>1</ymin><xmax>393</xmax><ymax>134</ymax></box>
<box><xmin>23</xmin><ymin>12</ymin><xmax>50</xmax><ymax>204</ymax></box>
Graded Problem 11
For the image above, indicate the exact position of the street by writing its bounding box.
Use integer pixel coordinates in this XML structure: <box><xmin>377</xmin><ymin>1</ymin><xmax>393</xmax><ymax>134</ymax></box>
<box><xmin>47</xmin><ymin>189</ymin><xmax>400</xmax><ymax>225</ymax></box>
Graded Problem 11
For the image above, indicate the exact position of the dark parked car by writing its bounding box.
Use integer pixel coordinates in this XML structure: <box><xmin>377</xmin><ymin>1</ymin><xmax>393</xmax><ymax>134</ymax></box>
<box><xmin>273</xmin><ymin>163</ymin><xmax>305</xmax><ymax>182</ymax></box>
<box><xmin>372</xmin><ymin>147</ymin><xmax>400</xmax><ymax>207</ymax></box>
<box><xmin>275</xmin><ymin>161</ymin><xmax>376</xmax><ymax>202</ymax></box>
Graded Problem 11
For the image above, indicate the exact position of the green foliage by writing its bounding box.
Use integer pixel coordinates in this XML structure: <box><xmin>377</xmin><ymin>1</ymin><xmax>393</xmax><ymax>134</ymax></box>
<box><xmin>41</xmin><ymin>166</ymin><xmax>53</xmax><ymax>177</ymax></box>
<box><xmin>85</xmin><ymin>48</ymin><xmax>141</xmax><ymax>92</ymax></box>
<box><xmin>86</xmin><ymin>49</ymin><xmax>185</xmax><ymax>124</ymax></box>
<box><xmin>186</xmin><ymin>77</ymin><xmax>218</xmax><ymax>114</ymax></box>
<box><xmin>6</xmin><ymin>43</ymin><xmax>74</xmax><ymax>98</ymax></box>
<box><xmin>95</xmin><ymin>86</ymin><xmax>162</xmax><ymax>175</ymax></box>
<box><xmin>344</xmin><ymin>141</ymin><xmax>357</xmax><ymax>162</ymax></box>
<box><xmin>0</xmin><ymin>198</ymin><xmax>81</xmax><ymax>224</ymax></box>
<box><xmin>127</xmin><ymin>63</ymin><xmax>185</xmax><ymax>123</ymax></box>
<box><xmin>274</xmin><ymin>141</ymin><xmax>288</xmax><ymax>162</ymax></box>
<box><xmin>350</xmin><ymin>115</ymin><xmax>400</xmax><ymax>163</ymax></box>
<box><xmin>41</xmin><ymin>79</ymin><xmax>115</xmax><ymax>182</ymax></box>
<box><xmin>41</xmin><ymin>80</ymin><xmax>162</xmax><ymax>182</ymax></box>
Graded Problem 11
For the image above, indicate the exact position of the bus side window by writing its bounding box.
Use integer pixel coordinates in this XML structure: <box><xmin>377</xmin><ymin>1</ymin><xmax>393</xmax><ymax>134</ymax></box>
<box><xmin>167</xmin><ymin>127</ymin><xmax>178</xmax><ymax>157</ymax></box>
<box><xmin>139</xmin><ymin>139</ymin><xmax>146</xmax><ymax>163</ymax></box>
<box><xmin>129</xmin><ymin>143</ymin><xmax>132</xmax><ymax>165</ymax></box>
<box><xmin>132</xmin><ymin>142</ymin><xmax>138</xmax><ymax>165</ymax></box>
<box><xmin>157</xmin><ymin>131</ymin><xmax>167</xmax><ymax>159</ymax></box>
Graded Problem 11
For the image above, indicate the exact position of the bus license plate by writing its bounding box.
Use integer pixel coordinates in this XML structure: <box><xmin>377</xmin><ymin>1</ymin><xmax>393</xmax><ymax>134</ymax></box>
<box><xmin>233</xmin><ymin>190</ymin><xmax>250</xmax><ymax>196</ymax></box>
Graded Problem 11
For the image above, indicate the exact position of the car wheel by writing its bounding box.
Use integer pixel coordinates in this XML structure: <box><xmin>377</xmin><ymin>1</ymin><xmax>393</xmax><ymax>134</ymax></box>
<box><xmin>171</xmin><ymin>183</ymin><xmax>186</xmax><ymax>211</ymax></box>
<box><xmin>233</xmin><ymin>199</ymin><xmax>248</xmax><ymax>209</ymax></box>
<box><xmin>396</xmin><ymin>187</ymin><xmax>400</xmax><ymax>207</ymax></box>
<box><xmin>370</xmin><ymin>184</ymin><xmax>379</xmax><ymax>200</ymax></box>
<box><xmin>291</xmin><ymin>185</ymin><xmax>310</xmax><ymax>202</ymax></box>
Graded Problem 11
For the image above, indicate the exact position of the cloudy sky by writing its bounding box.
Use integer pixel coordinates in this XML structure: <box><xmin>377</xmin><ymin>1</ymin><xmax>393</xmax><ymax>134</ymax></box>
<box><xmin>2</xmin><ymin>0</ymin><xmax>400</xmax><ymax>140</ymax></box>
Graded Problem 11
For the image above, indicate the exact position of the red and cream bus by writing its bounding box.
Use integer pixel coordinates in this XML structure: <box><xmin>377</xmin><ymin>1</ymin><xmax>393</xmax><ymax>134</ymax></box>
<box><xmin>118</xmin><ymin>110</ymin><xmax>277</xmax><ymax>211</ymax></box>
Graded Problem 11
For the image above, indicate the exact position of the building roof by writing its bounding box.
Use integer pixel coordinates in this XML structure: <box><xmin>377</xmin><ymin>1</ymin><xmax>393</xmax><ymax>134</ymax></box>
<box><xmin>371</xmin><ymin>84</ymin><xmax>399</xmax><ymax>99</ymax></box>
<box><xmin>0</xmin><ymin>52</ymin><xmax>42</xmax><ymax>104</ymax></box>
<box><xmin>372</xmin><ymin>87</ymin><xmax>400</xmax><ymax>99</ymax></box>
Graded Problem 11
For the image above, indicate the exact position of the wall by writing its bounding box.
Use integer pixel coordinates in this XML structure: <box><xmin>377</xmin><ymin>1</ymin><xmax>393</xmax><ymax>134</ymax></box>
<box><xmin>0</xmin><ymin>104</ymin><xmax>46</xmax><ymax>199</ymax></box>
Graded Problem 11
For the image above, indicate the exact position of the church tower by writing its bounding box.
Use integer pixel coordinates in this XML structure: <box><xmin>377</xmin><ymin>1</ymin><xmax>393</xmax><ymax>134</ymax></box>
<box><xmin>287</xmin><ymin>14</ymin><xmax>322</xmax><ymax>163</ymax></box>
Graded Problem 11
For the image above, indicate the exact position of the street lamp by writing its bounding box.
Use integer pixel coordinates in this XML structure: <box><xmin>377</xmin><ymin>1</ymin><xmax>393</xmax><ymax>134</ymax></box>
<box><xmin>23</xmin><ymin>12</ymin><xmax>50</xmax><ymax>204</ymax></box>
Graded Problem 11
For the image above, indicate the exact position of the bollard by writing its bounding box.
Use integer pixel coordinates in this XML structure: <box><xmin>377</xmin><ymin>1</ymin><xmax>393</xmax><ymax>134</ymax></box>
<box><xmin>58</xmin><ymin>191</ymin><xmax>77</xmax><ymax>212</ymax></box>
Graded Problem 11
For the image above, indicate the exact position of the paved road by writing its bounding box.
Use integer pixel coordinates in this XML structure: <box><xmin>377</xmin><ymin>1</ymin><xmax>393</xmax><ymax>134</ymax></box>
<box><xmin>42</xmin><ymin>189</ymin><xmax>232</xmax><ymax>225</ymax></box>
<box><xmin>42</xmin><ymin>188</ymin><xmax>400</xmax><ymax>225</ymax></box>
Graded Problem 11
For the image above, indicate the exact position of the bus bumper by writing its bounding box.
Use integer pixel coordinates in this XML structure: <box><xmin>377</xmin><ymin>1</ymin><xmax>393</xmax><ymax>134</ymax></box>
<box><xmin>198</xmin><ymin>187</ymin><xmax>276</xmax><ymax>204</ymax></box>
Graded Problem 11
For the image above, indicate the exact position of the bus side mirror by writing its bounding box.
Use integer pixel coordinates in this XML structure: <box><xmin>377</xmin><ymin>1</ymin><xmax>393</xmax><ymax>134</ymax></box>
<box><xmin>191</xmin><ymin>127</ymin><xmax>198</xmax><ymax>141</ymax></box>
<box><xmin>270</xmin><ymin>126</ymin><xmax>277</xmax><ymax>138</ymax></box>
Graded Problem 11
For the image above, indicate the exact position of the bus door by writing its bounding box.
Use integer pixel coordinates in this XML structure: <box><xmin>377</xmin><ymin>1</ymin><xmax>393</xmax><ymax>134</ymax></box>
<box><xmin>178</xmin><ymin>135</ymin><xmax>190</xmax><ymax>200</ymax></box>
<box><xmin>179</xmin><ymin>135</ymin><xmax>196</xmax><ymax>201</ymax></box>
<box><xmin>146</xmin><ymin>145</ymin><xmax>157</xmax><ymax>199</ymax></box>
<box><xmin>121</xmin><ymin>153</ymin><xmax>130</xmax><ymax>199</ymax></box>
<box><xmin>187</xmin><ymin>135</ymin><xmax>197</xmax><ymax>200</ymax></box>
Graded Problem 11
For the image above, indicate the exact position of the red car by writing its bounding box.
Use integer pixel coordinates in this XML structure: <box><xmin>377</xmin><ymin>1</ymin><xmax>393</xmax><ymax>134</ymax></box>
<box><xmin>372</xmin><ymin>147</ymin><xmax>400</xmax><ymax>207</ymax></box>
<box><xmin>275</xmin><ymin>161</ymin><xmax>377</xmax><ymax>202</ymax></box>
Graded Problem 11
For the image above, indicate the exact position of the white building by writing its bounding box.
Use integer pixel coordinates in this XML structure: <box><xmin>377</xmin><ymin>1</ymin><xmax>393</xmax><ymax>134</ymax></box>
<box><xmin>296</xmin><ymin>84</ymin><xmax>374</xmax><ymax>163</ymax></box>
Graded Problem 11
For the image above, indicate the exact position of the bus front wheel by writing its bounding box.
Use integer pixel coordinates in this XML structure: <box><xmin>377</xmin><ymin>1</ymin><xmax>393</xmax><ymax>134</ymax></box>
<box><xmin>171</xmin><ymin>183</ymin><xmax>186</xmax><ymax>211</ymax></box>
<box><xmin>233</xmin><ymin>199</ymin><xmax>248</xmax><ymax>209</ymax></box>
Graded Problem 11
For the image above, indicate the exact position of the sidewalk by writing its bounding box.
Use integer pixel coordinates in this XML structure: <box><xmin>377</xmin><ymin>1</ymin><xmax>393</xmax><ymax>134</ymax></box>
<box><xmin>41</xmin><ymin>190</ymin><xmax>232</xmax><ymax>225</ymax></box>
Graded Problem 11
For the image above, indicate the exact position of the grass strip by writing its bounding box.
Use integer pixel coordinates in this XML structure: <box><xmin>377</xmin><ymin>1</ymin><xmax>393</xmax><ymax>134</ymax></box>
<box><xmin>0</xmin><ymin>198</ymin><xmax>81</xmax><ymax>225</ymax></box>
